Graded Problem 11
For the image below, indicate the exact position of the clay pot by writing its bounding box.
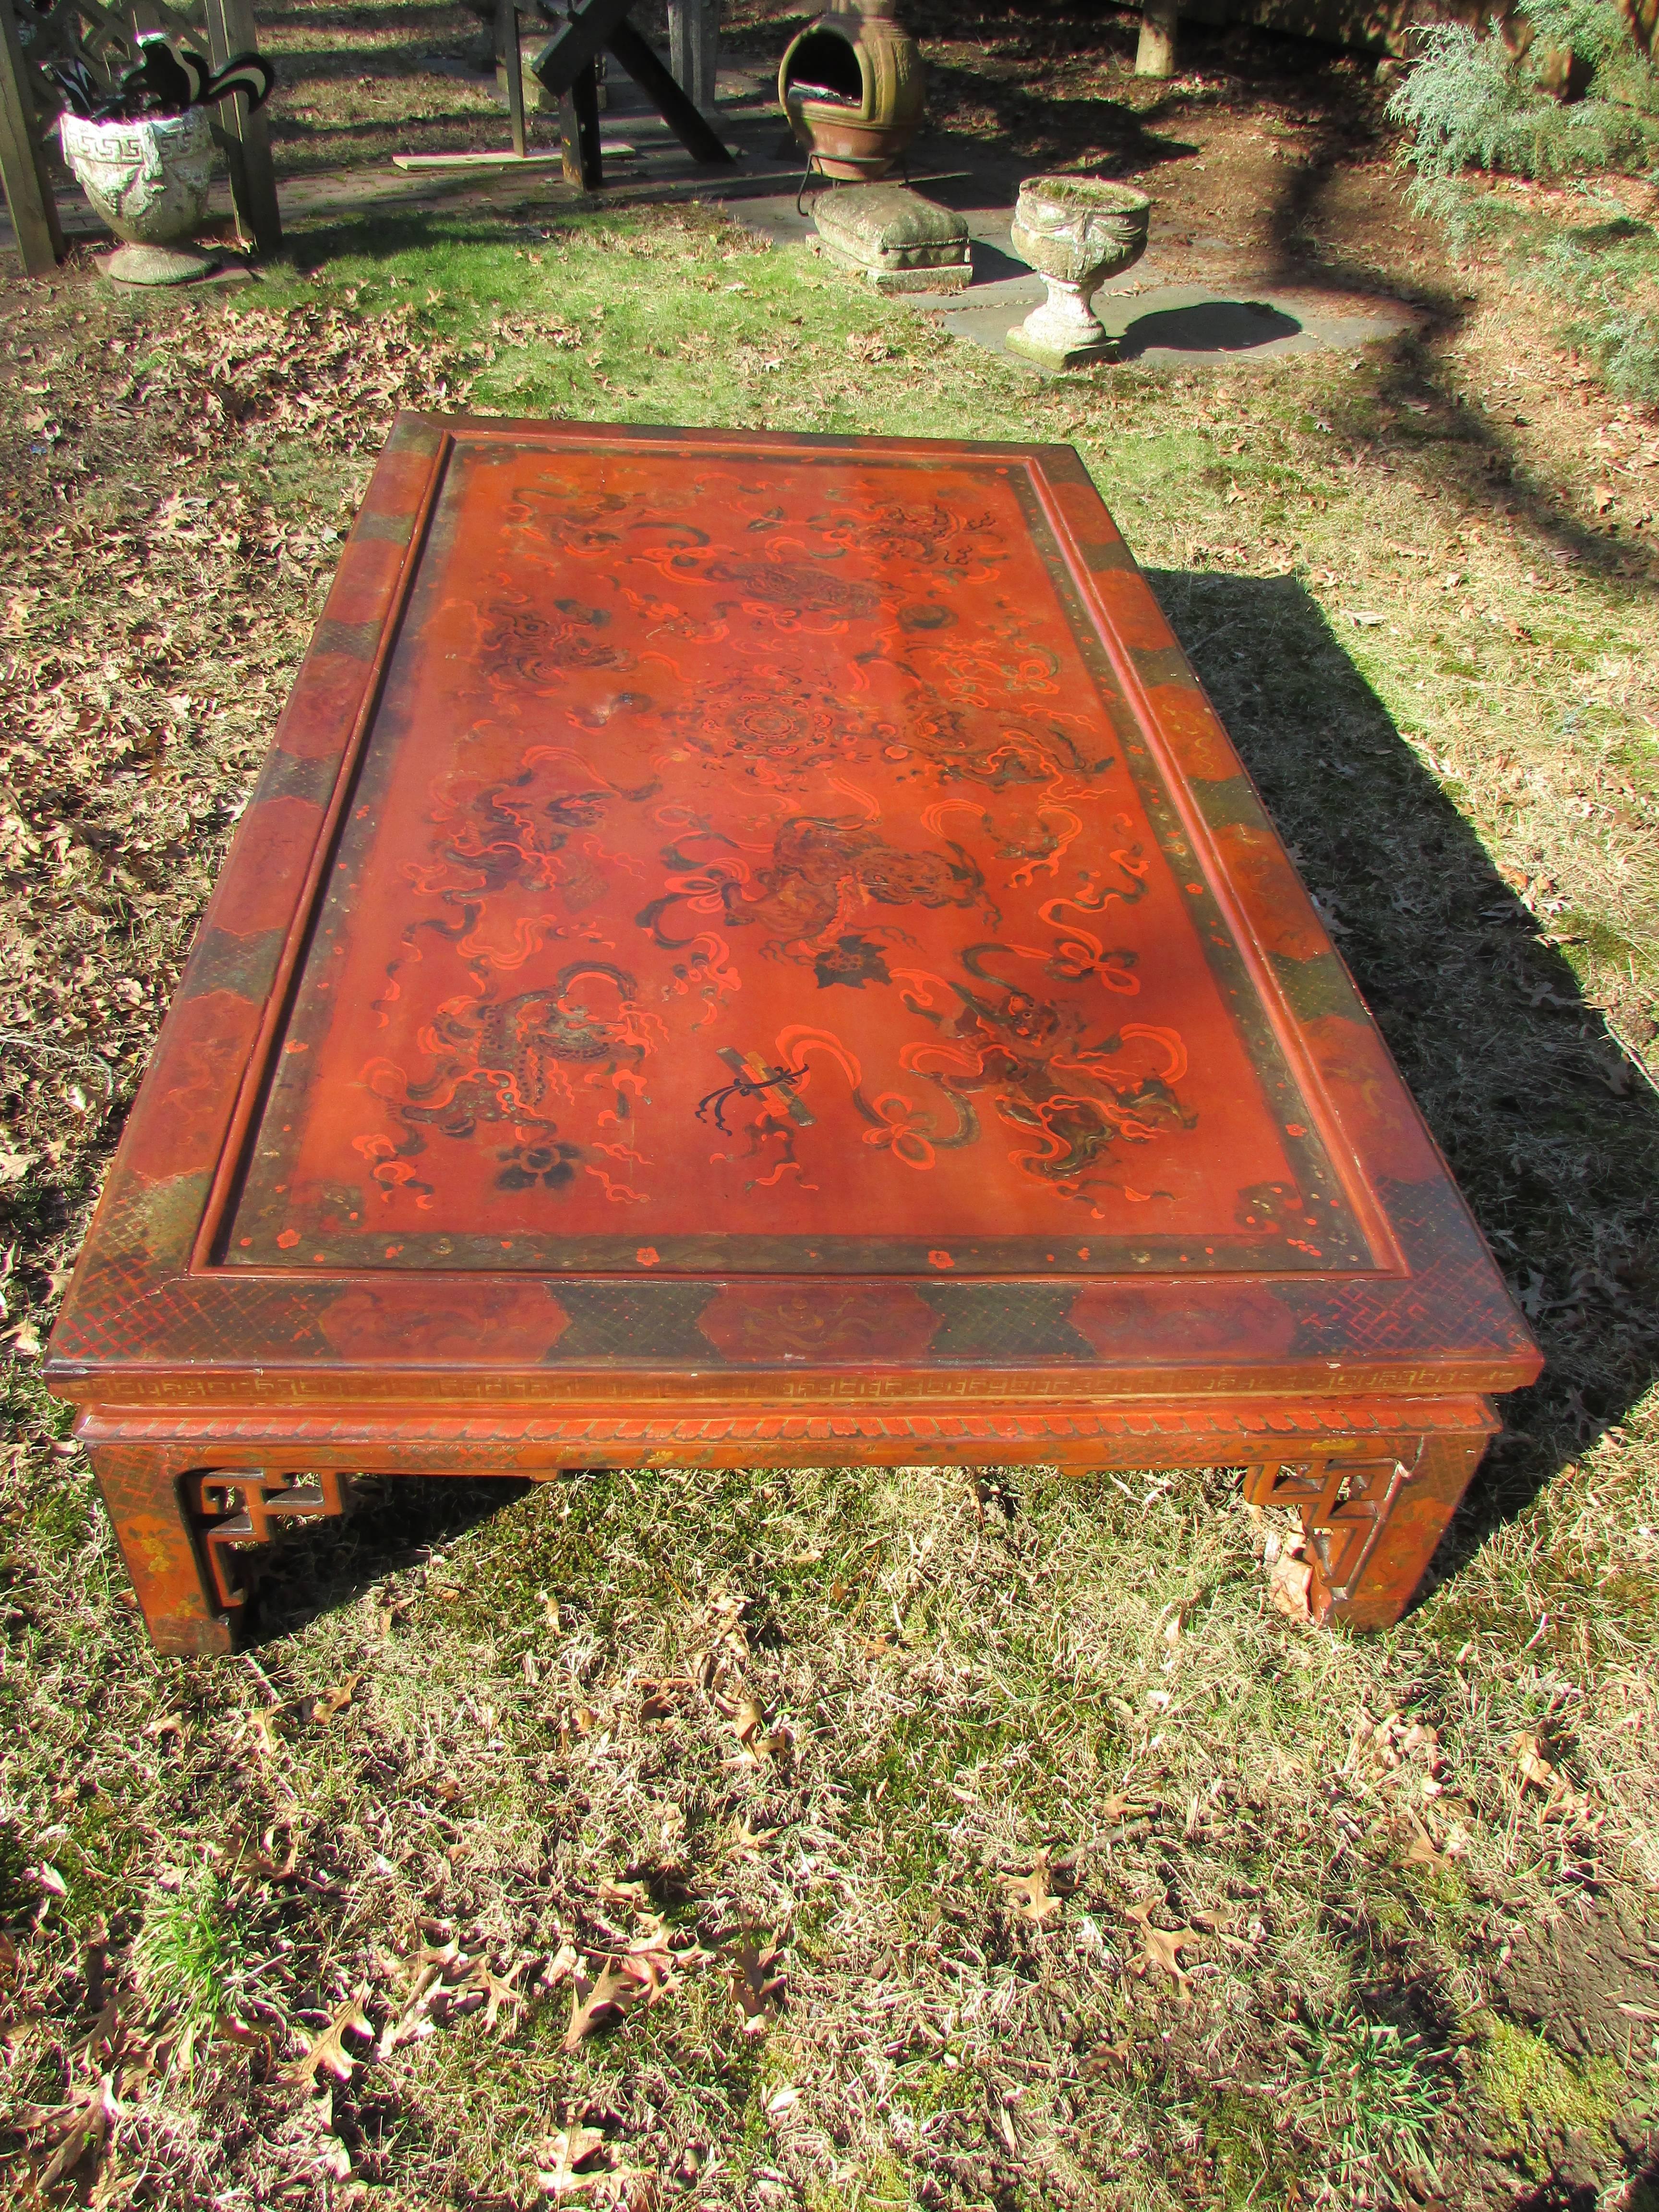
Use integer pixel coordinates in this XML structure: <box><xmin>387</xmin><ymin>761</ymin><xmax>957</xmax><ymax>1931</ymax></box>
<box><xmin>779</xmin><ymin>0</ymin><xmax>924</xmax><ymax>183</ymax></box>
<box><xmin>1006</xmin><ymin>175</ymin><xmax>1151</xmax><ymax>371</ymax></box>
<box><xmin>60</xmin><ymin>107</ymin><xmax>216</xmax><ymax>285</ymax></box>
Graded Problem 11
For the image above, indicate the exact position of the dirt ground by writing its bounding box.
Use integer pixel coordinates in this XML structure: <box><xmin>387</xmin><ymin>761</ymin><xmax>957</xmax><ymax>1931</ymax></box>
<box><xmin>1</xmin><ymin>7</ymin><xmax>1657</xmax><ymax>2209</ymax></box>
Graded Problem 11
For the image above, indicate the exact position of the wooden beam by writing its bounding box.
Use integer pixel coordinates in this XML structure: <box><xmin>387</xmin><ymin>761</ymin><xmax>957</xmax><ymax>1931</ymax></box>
<box><xmin>606</xmin><ymin>15</ymin><xmax>730</xmax><ymax>164</ymax></box>
<box><xmin>201</xmin><ymin>0</ymin><xmax>281</xmax><ymax>255</ymax></box>
<box><xmin>0</xmin><ymin>0</ymin><xmax>63</xmax><ymax>275</ymax></box>
<box><xmin>530</xmin><ymin>0</ymin><xmax>630</xmax><ymax>100</ymax></box>
<box><xmin>559</xmin><ymin>54</ymin><xmax>601</xmax><ymax>187</ymax></box>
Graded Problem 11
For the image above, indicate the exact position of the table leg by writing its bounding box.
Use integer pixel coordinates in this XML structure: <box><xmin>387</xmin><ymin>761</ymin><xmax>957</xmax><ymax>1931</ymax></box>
<box><xmin>88</xmin><ymin>1445</ymin><xmax>235</xmax><ymax>1658</ymax></box>
<box><xmin>1315</xmin><ymin>1431</ymin><xmax>1490</xmax><ymax>1631</ymax></box>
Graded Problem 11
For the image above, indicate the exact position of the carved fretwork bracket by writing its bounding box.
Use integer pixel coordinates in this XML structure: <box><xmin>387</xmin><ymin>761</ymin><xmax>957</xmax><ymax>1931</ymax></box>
<box><xmin>1241</xmin><ymin>1450</ymin><xmax>1416</xmax><ymax>1602</ymax></box>
<box><xmin>188</xmin><ymin>1470</ymin><xmax>353</xmax><ymax>1610</ymax></box>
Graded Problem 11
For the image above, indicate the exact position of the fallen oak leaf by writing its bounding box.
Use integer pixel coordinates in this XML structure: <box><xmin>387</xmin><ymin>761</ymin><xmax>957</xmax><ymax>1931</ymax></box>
<box><xmin>1099</xmin><ymin>1790</ymin><xmax>1154</xmax><ymax>1825</ymax></box>
<box><xmin>563</xmin><ymin>1961</ymin><xmax>634</xmax><ymax>2051</ymax></box>
<box><xmin>729</xmin><ymin>1693</ymin><xmax>789</xmax><ymax>1762</ymax></box>
<box><xmin>232</xmin><ymin>1820</ymin><xmax>302</xmax><ymax>1882</ymax></box>
<box><xmin>14</xmin><ymin>2075</ymin><xmax>119</xmax><ymax>2193</ymax></box>
<box><xmin>537</xmin><ymin>2125</ymin><xmax>611</xmax><ymax>2196</ymax></box>
<box><xmin>456</xmin><ymin>1955</ymin><xmax>527</xmax><ymax>2032</ymax></box>
<box><xmin>536</xmin><ymin>1941</ymin><xmax>581</xmax><ymax>1994</ymax></box>
<box><xmin>214</xmin><ymin>2007</ymin><xmax>277</xmax><ymax>2057</ymax></box>
<box><xmin>375</xmin><ymin>1939</ymin><xmax>459</xmax><ymax>2058</ymax></box>
<box><xmin>617</xmin><ymin>1920</ymin><xmax>680</xmax><ymax>2005</ymax></box>
<box><xmin>286</xmin><ymin>1990</ymin><xmax>373</xmax><ymax>2086</ymax></box>
<box><xmin>242</xmin><ymin>1709</ymin><xmax>285</xmax><ymax>1761</ymax></box>
<box><xmin>724</xmin><ymin>1813</ymin><xmax>778</xmax><ymax>1860</ymax></box>
<box><xmin>1124</xmin><ymin>1898</ymin><xmax>1201</xmax><ymax>2000</ymax></box>
<box><xmin>1001</xmin><ymin>1849</ymin><xmax>1063</xmax><ymax>1924</ymax></box>
<box><xmin>639</xmin><ymin>1677</ymin><xmax>693</xmax><ymax>1722</ymax></box>
<box><xmin>729</xmin><ymin>1936</ymin><xmax>785</xmax><ymax>2034</ymax></box>
<box><xmin>1404</xmin><ymin>1815</ymin><xmax>1448</xmax><ymax>1873</ymax></box>
<box><xmin>1514</xmin><ymin>1732</ymin><xmax>1598</xmax><ymax>1827</ymax></box>
<box><xmin>311</xmin><ymin>1675</ymin><xmax>361</xmax><ymax>1724</ymax></box>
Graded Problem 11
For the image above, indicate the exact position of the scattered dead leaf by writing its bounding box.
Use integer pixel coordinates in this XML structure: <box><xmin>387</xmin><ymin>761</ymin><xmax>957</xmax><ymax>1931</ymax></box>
<box><xmin>537</xmin><ymin>2125</ymin><xmax>611</xmax><ymax>2196</ymax></box>
<box><xmin>1002</xmin><ymin>1850</ymin><xmax>1064</xmax><ymax>1924</ymax></box>
<box><xmin>564</xmin><ymin>1961</ymin><xmax>634</xmax><ymax>2051</ymax></box>
<box><xmin>1100</xmin><ymin>1790</ymin><xmax>1155</xmax><ymax>1825</ymax></box>
<box><xmin>287</xmin><ymin>1990</ymin><xmax>373</xmax><ymax>2087</ymax></box>
<box><xmin>729</xmin><ymin>1693</ymin><xmax>788</xmax><ymax>1763</ymax></box>
<box><xmin>728</xmin><ymin>1937</ymin><xmax>785</xmax><ymax>2034</ymax></box>
<box><xmin>1514</xmin><ymin>1731</ymin><xmax>1599</xmax><ymax>1826</ymax></box>
<box><xmin>310</xmin><ymin>1676</ymin><xmax>361</xmax><ymax>1724</ymax></box>
<box><xmin>1125</xmin><ymin>1897</ymin><xmax>1201</xmax><ymax>2000</ymax></box>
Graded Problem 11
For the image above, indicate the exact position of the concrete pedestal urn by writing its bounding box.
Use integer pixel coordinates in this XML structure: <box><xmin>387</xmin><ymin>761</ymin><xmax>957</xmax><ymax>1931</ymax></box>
<box><xmin>1006</xmin><ymin>176</ymin><xmax>1151</xmax><ymax>371</ymax></box>
<box><xmin>59</xmin><ymin>107</ymin><xmax>216</xmax><ymax>285</ymax></box>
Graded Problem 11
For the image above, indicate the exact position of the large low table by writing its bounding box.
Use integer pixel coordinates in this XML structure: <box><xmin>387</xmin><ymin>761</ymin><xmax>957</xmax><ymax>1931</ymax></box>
<box><xmin>46</xmin><ymin>417</ymin><xmax>1540</xmax><ymax>1654</ymax></box>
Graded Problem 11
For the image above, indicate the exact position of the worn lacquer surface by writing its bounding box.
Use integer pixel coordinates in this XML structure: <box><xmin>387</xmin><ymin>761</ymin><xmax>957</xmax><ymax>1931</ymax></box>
<box><xmin>227</xmin><ymin>440</ymin><xmax>1365</xmax><ymax>1278</ymax></box>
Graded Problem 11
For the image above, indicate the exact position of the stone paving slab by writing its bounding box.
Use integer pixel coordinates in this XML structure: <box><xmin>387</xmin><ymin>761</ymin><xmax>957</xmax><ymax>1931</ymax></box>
<box><xmin>925</xmin><ymin>276</ymin><xmax>1417</xmax><ymax>369</ymax></box>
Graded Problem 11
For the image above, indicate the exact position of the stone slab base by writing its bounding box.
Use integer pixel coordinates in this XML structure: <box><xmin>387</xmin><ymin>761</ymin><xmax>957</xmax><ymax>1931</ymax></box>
<box><xmin>1004</xmin><ymin>324</ymin><xmax>1118</xmax><ymax>370</ymax></box>
<box><xmin>100</xmin><ymin>243</ymin><xmax>220</xmax><ymax>287</ymax></box>
<box><xmin>819</xmin><ymin>240</ymin><xmax>971</xmax><ymax>292</ymax></box>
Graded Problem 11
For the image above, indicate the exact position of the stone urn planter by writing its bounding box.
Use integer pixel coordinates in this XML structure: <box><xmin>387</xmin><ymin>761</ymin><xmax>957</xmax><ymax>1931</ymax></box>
<box><xmin>59</xmin><ymin>107</ymin><xmax>216</xmax><ymax>285</ymax></box>
<box><xmin>1006</xmin><ymin>176</ymin><xmax>1151</xmax><ymax>372</ymax></box>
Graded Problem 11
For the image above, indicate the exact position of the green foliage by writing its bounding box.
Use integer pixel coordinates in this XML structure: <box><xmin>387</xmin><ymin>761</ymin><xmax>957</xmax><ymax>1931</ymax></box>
<box><xmin>1474</xmin><ymin>2017</ymin><xmax>1622</xmax><ymax>2165</ymax></box>
<box><xmin>1386</xmin><ymin>2</ymin><xmax>1659</xmax><ymax>188</ymax></box>
<box><xmin>1388</xmin><ymin>2</ymin><xmax>1659</xmax><ymax>402</ymax></box>
<box><xmin>132</xmin><ymin>1867</ymin><xmax>247</xmax><ymax>2062</ymax></box>
<box><xmin>1524</xmin><ymin>0</ymin><xmax>1647</xmax><ymax>69</ymax></box>
<box><xmin>1297</xmin><ymin>2010</ymin><xmax>1445</xmax><ymax>2198</ymax></box>
<box><xmin>1541</xmin><ymin>209</ymin><xmax>1659</xmax><ymax>399</ymax></box>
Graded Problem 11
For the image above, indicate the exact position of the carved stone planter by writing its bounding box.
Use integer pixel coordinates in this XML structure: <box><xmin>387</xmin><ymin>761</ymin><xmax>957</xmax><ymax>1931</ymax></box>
<box><xmin>59</xmin><ymin>108</ymin><xmax>216</xmax><ymax>286</ymax></box>
<box><xmin>1006</xmin><ymin>175</ymin><xmax>1151</xmax><ymax>371</ymax></box>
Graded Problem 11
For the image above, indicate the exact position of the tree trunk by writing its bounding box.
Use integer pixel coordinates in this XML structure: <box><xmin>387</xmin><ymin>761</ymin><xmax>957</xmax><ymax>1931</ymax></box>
<box><xmin>1136</xmin><ymin>0</ymin><xmax>1178</xmax><ymax>80</ymax></box>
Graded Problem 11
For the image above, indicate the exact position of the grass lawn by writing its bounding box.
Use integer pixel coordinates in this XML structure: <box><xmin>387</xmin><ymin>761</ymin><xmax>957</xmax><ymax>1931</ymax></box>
<box><xmin>2</xmin><ymin>20</ymin><xmax>1658</xmax><ymax>2207</ymax></box>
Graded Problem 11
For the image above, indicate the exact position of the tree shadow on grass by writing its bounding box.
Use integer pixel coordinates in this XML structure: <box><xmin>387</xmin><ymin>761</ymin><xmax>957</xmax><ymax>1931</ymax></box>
<box><xmin>1148</xmin><ymin>565</ymin><xmax>1659</xmax><ymax>1574</ymax></box>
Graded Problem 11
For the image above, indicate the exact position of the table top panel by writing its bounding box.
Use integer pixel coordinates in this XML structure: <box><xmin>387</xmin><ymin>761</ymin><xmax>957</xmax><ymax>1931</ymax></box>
<box><xmin>46</xmin><ymin>419</ymin><xmax>1541</xmax><ymax>1398</ymax></box>
<box><xmin>223</xmin><ymin>436</ymin><xmax>1369</xmax><ymax>1278</ymax></box>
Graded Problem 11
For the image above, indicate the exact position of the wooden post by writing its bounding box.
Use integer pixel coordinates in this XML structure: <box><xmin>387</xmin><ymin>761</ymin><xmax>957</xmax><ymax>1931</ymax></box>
<box><xmin>0</xmin><ymin>0</ymin><xmax>64</xmax><ymax>275</ymax></box>
<box><xmin>1135</xmin><ymin>0</ymin><xmax>1178</xmax><ymax>78</ymax></box>
<box><xmin>607</xmin><ymin>17</ymin><xmax>729</xmax><ymax>163</ymax></box>
<box><xmin>200</xmin><ymin>0</ymin><xmax>281</xmax><ymax>255</ymax></box>
<box><xmin>499</xmin><ymin>0</ymin><xmax>525</xmax><ymax>158</ymax></box>
<box><xmin>668</xmin><ymin>0</ymin><xmax>716</xmax><ymax>115</ymax></box>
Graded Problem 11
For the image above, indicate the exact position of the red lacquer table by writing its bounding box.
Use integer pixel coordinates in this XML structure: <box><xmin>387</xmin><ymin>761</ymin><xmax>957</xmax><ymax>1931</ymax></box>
<box><xmin>45</xmin><ymin>417</ymin><xmax>1541</xmax><ymax>1654</ymax></box>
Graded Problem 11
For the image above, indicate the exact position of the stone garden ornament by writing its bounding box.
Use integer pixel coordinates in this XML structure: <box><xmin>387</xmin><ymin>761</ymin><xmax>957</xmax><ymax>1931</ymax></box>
<box><xmin>1006</xmin><ymin>176</ymin><xmax>1151</xmax><ymax>372</ymax></box>
<box><xmin>54</xmin><ymin>33</ymin><xmax>274</xmax><ymax>286</ymax></box>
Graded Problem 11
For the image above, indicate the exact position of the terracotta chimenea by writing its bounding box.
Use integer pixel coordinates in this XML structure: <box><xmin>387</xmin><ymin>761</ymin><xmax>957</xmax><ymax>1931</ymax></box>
<box><xmin>779</xmin><ymin>0</ymin><xmax>925</xmax><ymax>181</ymax></box>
